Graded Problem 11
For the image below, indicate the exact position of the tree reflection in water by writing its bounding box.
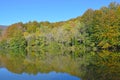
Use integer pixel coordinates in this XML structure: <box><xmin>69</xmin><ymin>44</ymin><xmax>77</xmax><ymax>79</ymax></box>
<box><xmin>0</xmin><ymin>50</ymin><xmax>81</xmax><ymax>80</ymax></box>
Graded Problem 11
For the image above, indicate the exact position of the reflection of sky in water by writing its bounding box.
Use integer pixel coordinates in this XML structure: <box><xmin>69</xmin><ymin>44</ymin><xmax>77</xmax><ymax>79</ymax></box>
<box><xmin>0</xmin><ymin>68</ymin><xmax>80</xmax><ymax>80</ymax></box>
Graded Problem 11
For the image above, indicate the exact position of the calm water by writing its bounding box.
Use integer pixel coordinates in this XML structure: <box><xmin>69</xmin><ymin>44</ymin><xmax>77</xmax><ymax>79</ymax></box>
<box><xmin>0</xmin><ymin>68</ymin><xmax>80</xmax><ymax>80</ymax></box>
<box><xmin>0</xmin><ymin>50</ymin><xmax>119</xmax><ymax>80</ymax></box>
<box><xmin>0</xmin><ymin>51</ymin><xmax>81</xmax><ymax>80</ymax></box>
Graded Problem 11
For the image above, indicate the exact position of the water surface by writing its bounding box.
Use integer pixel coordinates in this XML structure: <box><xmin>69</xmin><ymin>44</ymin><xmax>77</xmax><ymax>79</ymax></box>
<box><xmin>0</xmin><ymin>51</ymin><xmax>81</xmax><ymax>80</ymax></box>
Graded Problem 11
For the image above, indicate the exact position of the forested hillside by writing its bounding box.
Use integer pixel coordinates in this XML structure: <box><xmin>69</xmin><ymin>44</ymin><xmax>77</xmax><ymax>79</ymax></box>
<box><xmin>0</xmin><ymin>2</ymin><xmax>120</xmax><ymax>51</ymax></box>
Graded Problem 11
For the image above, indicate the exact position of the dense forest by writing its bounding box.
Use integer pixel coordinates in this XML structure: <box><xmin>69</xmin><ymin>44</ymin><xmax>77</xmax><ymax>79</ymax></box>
<box><xmin>0</xmin><ymin>2</ymin><xmax>120</xmax><ymax>80</ymax></box>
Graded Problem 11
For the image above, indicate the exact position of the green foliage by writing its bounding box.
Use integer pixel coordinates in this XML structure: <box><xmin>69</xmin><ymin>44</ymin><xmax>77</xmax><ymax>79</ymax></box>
<box><xmin>8</xmin><ymin>37</ymin><xmax>27</xmax><ymax>50</ymax></box>
<box><xmin>0</xmin><ymin>39</ymin><xmax>8</xmax><ymax>49</ymax></box>
<box><xmin>24</xmin><ymin>21</ymin><xmax>40</xmax><ymax>33</ymax></box>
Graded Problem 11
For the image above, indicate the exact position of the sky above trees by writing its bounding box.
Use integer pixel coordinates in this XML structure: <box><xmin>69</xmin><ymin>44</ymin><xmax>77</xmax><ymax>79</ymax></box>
<box><xmin>0</xmin><ymin>0</ymin><xmax>120</xmax><ymax>25</ymax></box>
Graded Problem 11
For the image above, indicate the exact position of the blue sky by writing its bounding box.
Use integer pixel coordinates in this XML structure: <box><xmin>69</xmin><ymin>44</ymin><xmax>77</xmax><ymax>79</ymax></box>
<box><xmin>0</xmin><ymin>0</ymin><xmax>120</xmax><ymax>25</ymax></box>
